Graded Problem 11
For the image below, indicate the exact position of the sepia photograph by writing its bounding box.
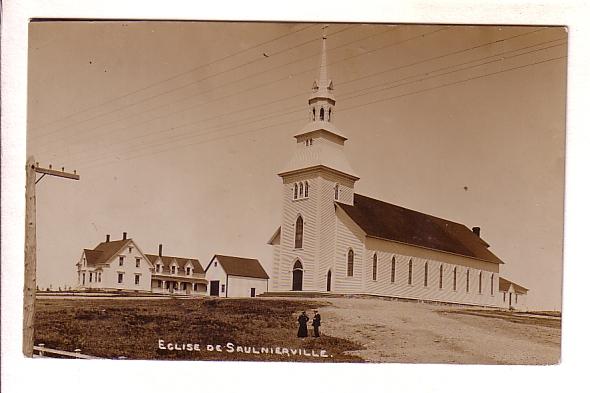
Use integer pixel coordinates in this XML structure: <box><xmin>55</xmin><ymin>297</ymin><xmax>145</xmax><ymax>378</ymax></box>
<box><xmin>22</xmin><ymin>19</ymin><xmax>567</xmax><ymax>365</ymax></box>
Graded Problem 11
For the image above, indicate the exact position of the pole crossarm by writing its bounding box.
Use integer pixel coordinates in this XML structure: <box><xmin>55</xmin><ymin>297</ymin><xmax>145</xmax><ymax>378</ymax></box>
<box><xmin>33</xmin><ymin>165</ymin><xmax>80</xmax><ymax>181</ymax></box>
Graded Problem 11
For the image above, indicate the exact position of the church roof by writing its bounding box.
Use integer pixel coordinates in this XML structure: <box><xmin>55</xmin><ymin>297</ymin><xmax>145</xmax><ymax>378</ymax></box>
<box><xmin>206</xmin><ymin>255</ymin><xmax>269</xmax><ymax>279</ymax></box>
<box><xmin>499</xmin><ymin>277</ymin><xmax>528</xmax><ymax>293</ymax></box>
<box><xmin>293</xmin><ymin>121</ymin><xmax>347</xmax><ymax>140</ymax></box>
<box><xmin>336</xmin><ymin>194</ymin><xmax>504</xmax><ymax>264</ymax></box>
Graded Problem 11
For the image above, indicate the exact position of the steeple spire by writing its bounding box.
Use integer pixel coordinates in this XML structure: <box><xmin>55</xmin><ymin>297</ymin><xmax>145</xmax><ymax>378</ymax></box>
<box><xmin>310</xmin><ymin>32</ymin><xmax>334</xmax><ymax>103</ymax></box>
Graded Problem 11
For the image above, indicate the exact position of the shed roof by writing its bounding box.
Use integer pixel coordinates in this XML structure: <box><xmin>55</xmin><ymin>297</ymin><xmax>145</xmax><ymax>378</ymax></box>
<box><xmin>336</xmin><ymin>194</ymin><xmax>504</xmax><ymax>265</ymax></box>
<box><xmin>207</xmin><ymin>255</ymin><xmax>269</xmax><ymax>279</ymax></box>
<box><xmin>499</xmin><ymin>277</ymin><xmax>528</xmax><ymax>294</ymax></box>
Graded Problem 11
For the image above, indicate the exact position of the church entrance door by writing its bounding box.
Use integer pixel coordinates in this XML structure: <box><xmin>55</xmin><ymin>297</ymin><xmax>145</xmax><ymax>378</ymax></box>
<box><xmin>292</xmin><ymin>260</ymin><xmax>303</xmax><ymax>291</ymax></box>
<box><xmin>326</xmin><ymin>270</ymin><xmax>332</xmax><ymax>292</ymax></box>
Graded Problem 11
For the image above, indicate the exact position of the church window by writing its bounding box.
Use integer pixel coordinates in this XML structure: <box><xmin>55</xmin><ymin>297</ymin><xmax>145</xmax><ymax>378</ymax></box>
<box><xmin>295</xmin><ymin>216</ymin><xmax>303</xmax><ymax>249</ymax></box>
<box><xmin>312</xmin><ymin>107</ymin><xmax>316</xmax><ymax>121</ymax></box>
<box><xmin>408</xmin><ymin>260</ymin><xmax>413</xmax><ymax>285</ymax></box>
<box><xmin>491</xmin><ymin>274</ymin><xmax>494</xmax><ymax>295</ymax></box>
<box><xmin>309</xmin><ymin>138</ymin><xmax>313</xmax><ymax>146</ymax></box>
<box><xmin>439</xmin><ymin>265</ymin><xmax>443</xmax><ymax>289</ymax></box>
<box><xmin>334</xmin><ymin>184</ymin><xmax>339</xmax><ymax>200</ymax></box>
<box><xmin>453</xmin><ymin>267</ymin><xmax>457</xmax><ymax>291</ymax></box>
<box><xmin>328</xmin><ymin>108</ymin><xmax>332</xmax><ymax>121</ymax></box>
<box><xmin>299</xmin><ymin>182</ymin><xmax>303</xmax><ymax>198</ymax></box>
<box><xmin>347</xmin><ymin>249</ymin><xmax>354</xmax><ymax>277</ymax></box>
<box><xmin>391</xmin><ymin>256</ymin><xmax>396</xmax><ymax>283</ymax></box>
<box><xmin>372</xmin><ymin>253</ymin><xmax>377</xmax><ymax>281</ymax></box>
<box><xmin>304</xmin><ymin>181</ymin><xmax>309</xmax><ymax>198</ymax></box>
<box><xmin>478</xmin><ymin>271</ymin><xmax>483</xmax><ymax>294</ymax></box>
<box><xmin>294</xmin><ymin>183</ymin><xmax>298</xmax><ymax>199</ymax></box>
<box><xmin>466</xmin><ymin>269</ymin><xmax>470</xmax><ymax>292</ymax></box>
<box><xmin>320</xmin><ymin>107</ymin><xmax>325</xmax><ymax>121</ymax></box>
<box><xmin>424</xmin><ymin>262</ymin><xmax>428</xmax><ymax>287</ymax></box>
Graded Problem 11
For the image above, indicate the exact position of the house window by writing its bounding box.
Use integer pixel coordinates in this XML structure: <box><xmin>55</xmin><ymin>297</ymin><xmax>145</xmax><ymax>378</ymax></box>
<box><xmin>221</xmin><ymin>284</ymin><xmax>226</xmax><ymax>293</ymax></box>
<box><xmin>214</xmin><ymin>261</ymin><xmax>217</xmax><ymax>267</ymax></box>
<box><xmin>135</xmin><ymin>274</ymin><xmax>140</xmax><ymax>285</ymax></box>
<box><xmin>491</xmin><ymin>274</ymin><xmax>494</xmax><ymax>295</ymax></box>
<box><xmin>453</xmin><ymin>267</ymin><xmax>457</xmax><ymax>291</ymax></box>
<box><xmin>171</xmin><ymin>266</ymin><xmax>177</xmax><ymax>274</ymax></box>
<box><xmin>334</xmin><ymin>184</ymin><xmax>339</xmax><ymax>200</ymax></box>
<box><xmin>466</xmin><ymin>269</ymin><xmax>470</xmax><ymax>292</ymax></box>
<box><xmin>424</xmin><ymin>262</ymin><xmax>428</xmax><ymax>287</ymax></box>
<box><xmin>347</xmin><ymin>249</ymin><xmax>354</xmax><ymax>277</ymax></box>
<box><xmin>118</xmin><ymin>273</ymin><xmax>124</xmax><ymax>284</ymax></box>
<box><xmin>186</xmin><ymin>267</ymin><xmax>192</xmax><ymax>275</ymax></box>
<box><xmin>89</xmin><ymin>273</ymin><xmax>93</xmax><ymax>283</ymax></box>
<box><xmin>157</xmin><ymin>281</ymin><xmax>162</xmax><ymax>288</ymax></box>
<box><xmin>294</xmin><ymin>183</ymin><xmax>298</xmax><ymax>199</ymax></box>
<box><xmin>156</xmin><ymin>264</ymin><xmax>161</xmax><ymax>273</ymax></box>
<box><xmin>304</xmin><ymin>181</ymin><xmax>309</xmax><ymax>198</ymax></box>
<box><xmin>82</xmin><ymin>273</ymin><xmax>85</xmax><ymax>285</ymax></box>
<box><xmin>128</xmin><ymin>247</ymin><xmax>132</xmax><ymax>253</ymax></box>
<box><xmin>515</xmin><ymin>294</ymin><xmax>518</xmax><ymax>304</ymax></box>
<box><xmin>372</xmin><ymin>253</ymin><xmax>377</xmax><ymax>281</ymax></box>
<box><xmin>98</xmin><ymin>272</ymin><xmax>102</xmax><ymax>283</ymax></box>
<box><xmin>119</xmin><ymin>256</ymin><xmax>124</xmax><ymax>266</ymax></box>
<box><xmin>391</xmin><ymin>256</ymin><xmax>396</xmax><ymax>283</ymax></box>
<box><xmin>295</xmin><ymin>216</ymin><xmax>303</xmax><ymax>249</ymax></box>
<box><xmin>408</xmin><ymin>260</ymin><xmax>413</xmax><ymax>285</ymax></box>
<box><xmin>478</xmin><ymin>271</ymin><xmax>483</xmax><ymax>294</ymax></box>
<box><xmin>136</xmin><ymin>258</ymin><xmax>140</xmax><ymax>268</ymax></box>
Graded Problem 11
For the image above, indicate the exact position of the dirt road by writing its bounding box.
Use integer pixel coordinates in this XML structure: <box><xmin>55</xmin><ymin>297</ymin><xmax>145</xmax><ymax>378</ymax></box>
<box><xmin>316</xmin><ymin>297</ymin><xmax>560</xmax><ymax>364</ymax></box>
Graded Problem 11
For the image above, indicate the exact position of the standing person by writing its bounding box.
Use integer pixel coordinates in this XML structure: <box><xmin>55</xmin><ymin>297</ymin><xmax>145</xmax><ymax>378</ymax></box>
<box><xmin>312</xmin><ymin>310</ymin><xmax>321</xmax><ymax>338</ymax></box>
<box><xmin>297</xmin><ymin>311</ymin><xmax>309</xmax><ymax>338</ymax></box>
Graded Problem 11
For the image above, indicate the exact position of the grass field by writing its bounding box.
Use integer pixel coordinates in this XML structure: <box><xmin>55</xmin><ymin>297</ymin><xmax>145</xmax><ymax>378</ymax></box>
<box><xmin>34</xmin><ymin>297</ymin><xmax>363</xmax><ymax>362</ymax></box>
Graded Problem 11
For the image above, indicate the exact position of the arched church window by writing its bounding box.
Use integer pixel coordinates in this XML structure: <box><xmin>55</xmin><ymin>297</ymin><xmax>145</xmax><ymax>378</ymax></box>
<box><xmin>320</xmin><ymin>107</ymin><xmax>324</xmax><ymax>121</ymax></box>
<box><xmin>424</xmin><ymin>262</ymin><xmax>429</xmax><ymax>287</ymax></box>
<box><xmin>391</xmin><ymin>256</ymin><xmax>396</xmax><ymax>283</ymax></box>
<box><xmin>334</xmin><ymin>184</ymin><xmax>339</xmax><ymax>200</ymax></box>
<box><xmin>328</xmin><ymin>108</ymin><xmax>332</xmax><ymax>121</ymax></box>
<box><xmin>372</xmin><ymin>253</ymin><xmax>377</xmax><ymax>281</ymax></box>
<box><xmin>466</xmin><ymin>269</ymin><xmax>470</xmax><ymax>293</ymax></box>
<box><xmin>491</xmin><ymin>274</ymin><xmax>494</xmax><ymax>295</ymax></box>
<box><xmin>408</xmin><ymin>260</ymin><xmax>413</xmax><ymax>285</ymax></box>
<box><xmin>453</xmin><ymin>267</ymin><xmax>457</xmax><ymax>291</ymax></box>
<box><xmin>312</xmin><ymin>107</ymin><xmax>316</xmax><ymax>121</ymax></box>
<box><xmin>439</xmin><ymin>265</ymin><xmax>443</xmax><ymax>289</ymax></box>
<box><xmin>304</xmin><ymin>181</ymin><xmax>309</xmax><ymax>198</ymax></box>
<box><xmin>478</xmin><ymin>271</ymin><xmax>483</xmax><ymax>294</ymax></box>
<box><xmin>347</xmin><ymin>249</ymin><xmax>354</xmax><ymax>277</ymax></box>
<box><xmin>295</xmin><ymin>216</ymin><xmax>303</xmax><ymax>249</ymax></box>
<box><xmin>294</xmin><ymin>183</ymin><xmax>298</xmax><ymax>200</ymax></box>
<box><xmin>299</xmin><ymin>182</ymin><xmax>303</xmax><ymax>198</ymax></box>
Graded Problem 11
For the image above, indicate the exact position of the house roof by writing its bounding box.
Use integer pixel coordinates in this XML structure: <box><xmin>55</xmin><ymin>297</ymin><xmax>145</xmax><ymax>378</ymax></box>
<box><xmin>145</xmin><ymin>254</ymin><xmax>205</xmax><ymax>274</ymax></box>
<box><xmin>83</xmin><ymin>239</ymin><xmax>131</xmax><ymax>267</ymax></box>
<box><xmin>499</xmin><ymin>277</ymin><xmax>528</xmax><ymax>294</ymax></box>
<box><xmin>207</xmin><ymin>255</ymin><xmax>269</xmax><ymax>279</ymax></box>
<box><xmin>336</xmin><ymin>194</ymin><xmax>504</xmax><ymax>265</ymax></box>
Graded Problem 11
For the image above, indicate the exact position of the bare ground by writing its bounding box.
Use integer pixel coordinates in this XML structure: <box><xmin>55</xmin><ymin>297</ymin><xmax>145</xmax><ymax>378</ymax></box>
<box><xmin>315</xmin><ymin>297</ymin><xmax>561</xmax><ymax>364</ymax></box>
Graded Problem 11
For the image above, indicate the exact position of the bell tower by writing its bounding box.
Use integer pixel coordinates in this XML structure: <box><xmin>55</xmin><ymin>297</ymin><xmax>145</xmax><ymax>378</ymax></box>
<box><xmin>271</xmin><ymin>34</ymin><xmax>359</xmax><ymax>292</ymax></box>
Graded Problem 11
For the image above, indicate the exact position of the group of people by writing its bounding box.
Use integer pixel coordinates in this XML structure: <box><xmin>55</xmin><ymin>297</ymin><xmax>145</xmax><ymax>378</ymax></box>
<box><xmin>297</xmin><ymin>310</ymin><xmax>321</xmax><ymax>338</ymax></box>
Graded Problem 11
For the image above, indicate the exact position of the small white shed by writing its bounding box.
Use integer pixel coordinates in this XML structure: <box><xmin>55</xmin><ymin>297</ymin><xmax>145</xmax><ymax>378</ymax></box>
<box><xmin>204</xmin><ymin>255</ymin><xmax>269</xmax><ymax>298</ymax></box>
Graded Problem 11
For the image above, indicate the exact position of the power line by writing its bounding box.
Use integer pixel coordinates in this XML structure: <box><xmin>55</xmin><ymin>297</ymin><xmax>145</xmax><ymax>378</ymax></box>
<box><xmin>32</xmin><ymin>25</ymin><xmax>444</xmax><ymax>152</ymax></box>
<box><xmin>28</xmin><ymin>23</ymin><xmax>317</xmax><ymax>132</ymax></box>
<box><xmin>75</xmin><ymin>53</ymin><xmax>566</xmax><ymax>170</ymax></box>
<box><xmin>60</xmin><ymin>35</ymin><xmax>565</xmax><ymax>165</ymax></box>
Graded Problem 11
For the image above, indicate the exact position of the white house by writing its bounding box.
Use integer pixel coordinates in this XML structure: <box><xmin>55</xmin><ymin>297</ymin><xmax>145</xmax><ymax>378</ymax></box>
<box><xmin>204</xmin><ymin>255</ymin><xmax>269</xmax><ymax>298</ymax></box>
<box><xmin>76</xmin><ymin>233</ymin><xmax>153</xmax><ymax>292</ymax></box>
<box><xmin>499</xmin><ymin>277</ymin><xmax>529</xmax><ymax>310</ymax></box>
<box><xmin>75</xmin><ymin>235</ymin><xmax>207</xmax><ymax>296</ymax></box>
<box><xmin>268</xmin><ymin>36</ymin><xmax>527</xmax><ymax>309</ymax></box>
<box><xmin>145</xmin><ymin>244</ymin><xmax>208</xmax><ymax>295</ymax></box>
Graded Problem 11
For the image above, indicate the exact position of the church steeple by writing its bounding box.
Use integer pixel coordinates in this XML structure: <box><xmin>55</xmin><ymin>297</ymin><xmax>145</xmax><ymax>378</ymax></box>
<box><xmin>309</xmin><ymin>35</ymin><xmax>335</xmax><ymax>122</ymax></box>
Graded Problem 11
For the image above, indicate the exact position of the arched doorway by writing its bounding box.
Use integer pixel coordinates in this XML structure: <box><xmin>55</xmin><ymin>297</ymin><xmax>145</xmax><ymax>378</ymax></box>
<box><xmin>326</xmin><ymin>270</ymin><xmax>332</xmax><ymax>292</ymax></box>
<box><xmin>292</xmin><ymin>260</ymin><xmax>303</xmax><ymax>291</ymax></box>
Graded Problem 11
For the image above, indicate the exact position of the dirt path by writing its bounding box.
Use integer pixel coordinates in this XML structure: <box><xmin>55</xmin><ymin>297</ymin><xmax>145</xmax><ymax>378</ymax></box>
<box><xmin>314</xmin><ymin>297</ymin><xmax>560</xmax><ymax>364</ymax></box>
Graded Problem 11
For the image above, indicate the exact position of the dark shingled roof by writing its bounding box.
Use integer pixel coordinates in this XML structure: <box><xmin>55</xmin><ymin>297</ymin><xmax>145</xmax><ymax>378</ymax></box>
<box><xmin>83</xmin><ymin>239</ymin><xmax>131</xmax><ymax>267</ymax></box>
<box><xmin>336</xmin><ymin>194</ymin><xmax>504</xmax><ymax>265</ymax></box>
<box><xmin>208</xmin><ymin>255</ymin><xmax>269</xmax><ymax>279</ymax></box>
<box><xmin>499</xmin><ymin>277</ymin><xmax>528</xmax><ymax>293</ymax></box>
<box><xmin>145</xmin><ymin>254</ymin><xmax>204</xmax><ymax>274</ymax></box>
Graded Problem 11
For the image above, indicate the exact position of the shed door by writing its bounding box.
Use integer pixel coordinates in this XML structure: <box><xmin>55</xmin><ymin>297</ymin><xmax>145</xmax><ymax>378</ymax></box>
<box><xmin>250</xmin><ymin>288</ymin><xmax>256</xmax><ymax>298</ymax></box>
<box><xmin>210</xmin><ymin>281</ymin><xmax>220</xmax><ymax>297</ymax></box>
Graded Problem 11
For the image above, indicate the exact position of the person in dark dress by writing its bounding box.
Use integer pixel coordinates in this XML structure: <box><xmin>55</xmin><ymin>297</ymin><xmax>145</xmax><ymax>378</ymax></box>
<box><xmin>297</xmin><ymin>311</ymin><xmax>309</xmax><ymax>338</ymax></box>
<box><xmin>312</xmin><ymin>310</ymin><xmax>321</xmax><ymax>338</ymax></box>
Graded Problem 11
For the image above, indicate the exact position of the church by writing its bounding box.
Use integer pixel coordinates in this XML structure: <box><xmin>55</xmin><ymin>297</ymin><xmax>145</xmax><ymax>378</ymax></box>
<box><xmin>267</xmin><ymin>36</ymin><xmax>527</xmax><ymax>309</ymax></box>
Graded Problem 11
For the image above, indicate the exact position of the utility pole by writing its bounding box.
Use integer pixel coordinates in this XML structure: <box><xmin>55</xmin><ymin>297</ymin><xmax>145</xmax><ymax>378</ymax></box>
<box><xmin>23</xmin><ymin>156</ymin><xmax>80</xmax><ymax>357</ymax></box>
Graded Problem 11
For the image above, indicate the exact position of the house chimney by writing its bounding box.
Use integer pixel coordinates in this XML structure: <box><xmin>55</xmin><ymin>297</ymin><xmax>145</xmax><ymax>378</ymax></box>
<box><xmin>123</xmin><ymin>232</ymin><xmax>127</xmax><ymax>240</ymax></box>
<box><xmin>159</xmin><ymin>244</ymin><xmax>163</xmax><ymax>257</ymax></box>
<box><xmin>106</xmin><ymin>234</ymin><xmax>110</xmax><ymax>242</ymax></box>
<box><xmin>472</xmin><ymin>227</ymin><xmax>481</xmax><ymax>237</ymax></box>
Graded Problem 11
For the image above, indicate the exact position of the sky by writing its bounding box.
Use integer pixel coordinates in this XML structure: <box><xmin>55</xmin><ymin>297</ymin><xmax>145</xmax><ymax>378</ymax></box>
<box><xmin>26</xmin><ymin>21</ymin><xmax>567</xmax><ymax>310</ymax></box>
